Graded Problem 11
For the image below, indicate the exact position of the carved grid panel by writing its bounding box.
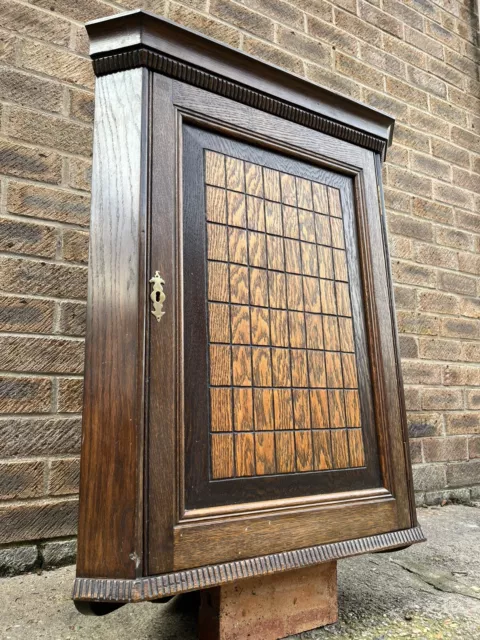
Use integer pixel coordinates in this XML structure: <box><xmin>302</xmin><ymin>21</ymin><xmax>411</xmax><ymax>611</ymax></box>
<box><xmin>205</xmin><ymin>150</ymin><xmax>365</xmax><ymax>480</ymax></box>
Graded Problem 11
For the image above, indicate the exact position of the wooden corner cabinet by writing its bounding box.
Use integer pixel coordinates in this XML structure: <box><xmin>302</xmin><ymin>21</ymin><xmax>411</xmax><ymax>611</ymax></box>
<box><xmin>74</xmin><ymin>10</ymin><xmax>424</xmax><ymax>608</ymax></box>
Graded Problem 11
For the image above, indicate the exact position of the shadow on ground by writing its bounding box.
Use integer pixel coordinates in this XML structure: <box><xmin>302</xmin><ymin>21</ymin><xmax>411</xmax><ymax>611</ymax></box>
<box><xmin>1</xmin><ymin>505</ymin><xmax>479</xmax><ymax>639</ymax></box>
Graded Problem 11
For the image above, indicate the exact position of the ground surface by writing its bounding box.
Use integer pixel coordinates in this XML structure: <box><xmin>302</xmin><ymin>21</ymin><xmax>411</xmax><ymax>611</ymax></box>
<box><xmin>1</xmin><ymin>505</ymin><xmax>479</xmax><ymax>639</ymax></box>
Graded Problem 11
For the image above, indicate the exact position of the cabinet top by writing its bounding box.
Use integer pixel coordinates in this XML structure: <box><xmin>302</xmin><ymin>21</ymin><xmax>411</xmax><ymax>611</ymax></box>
<box><xmin>86</xmin><ymin>10</ymin><xmax>394</xmax><ymax>156</ymax></box>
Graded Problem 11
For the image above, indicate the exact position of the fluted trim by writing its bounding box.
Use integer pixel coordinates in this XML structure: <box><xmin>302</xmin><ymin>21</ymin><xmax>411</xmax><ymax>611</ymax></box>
<box><xmin>92</xmin><ymin>48</ymin><xmax>387</xmax><ymax>157</ymax></box>
<box><xmin>73</xmin><ymin>525</ymin><xmax>424</xmax><ymax>603</ymax></box>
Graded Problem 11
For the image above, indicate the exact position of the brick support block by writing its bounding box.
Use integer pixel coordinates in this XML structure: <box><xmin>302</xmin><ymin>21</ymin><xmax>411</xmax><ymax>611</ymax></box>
<box><xmin>198</xmin><ymin>562</ymin><xmax>338</xmax><ymax>640</ymax></box>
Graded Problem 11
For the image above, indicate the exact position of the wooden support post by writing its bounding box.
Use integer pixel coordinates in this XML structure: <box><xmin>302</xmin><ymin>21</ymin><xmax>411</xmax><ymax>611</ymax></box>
<box><xmin>198</xmin><ymin>561</ymin><xmax>338</xmax><ymax>640</ymax></box>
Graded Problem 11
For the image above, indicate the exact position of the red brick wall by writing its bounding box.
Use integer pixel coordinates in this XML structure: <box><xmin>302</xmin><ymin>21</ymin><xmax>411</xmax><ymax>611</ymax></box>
<box><xmin>0</xmin><ymin>0</ymin><xmax>479</xmax><ymax>569</ymax></box>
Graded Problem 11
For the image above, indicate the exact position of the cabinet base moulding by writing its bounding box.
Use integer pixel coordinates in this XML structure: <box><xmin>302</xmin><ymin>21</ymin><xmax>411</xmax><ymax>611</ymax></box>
<box><xmin>73</xmin><ymin>526</ymin><xmax>424</xmax><ymax>604</ymax></box>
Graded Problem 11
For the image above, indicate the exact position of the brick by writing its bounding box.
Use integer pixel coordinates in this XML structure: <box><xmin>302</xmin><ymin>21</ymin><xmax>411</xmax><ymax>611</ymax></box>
<box><xmin>386</xmin><ymin>77</ymin><xmax>429</xmax><ymax>110</ymax></box>
<box><xmin>408</xmin><ymin>411</ymin><xmax>443</xmax><ymax>437</ymax></box>
<box><xmin>68</xmin><ymin>158</ymin><xmax>92</xmax><ymax>192</ymax></box>
<box><xmin>383</xmin><ymin>0</ymin><xmax>423</xmax><ymax>30</ymax></box>
<box><xmin>419</xmin><ymin>338</ymin><xmax>462</xmax><ymax>361</ymax></box>
<box><xmin>390</xmin><ymin>235</ymin><xmax>413</xmax><ymax>259</ymax></box>
<box><xmin>0</xmin><ymin>257</ymin><xmax>87</xmax><ymax>299</ymax></box>
<box><xmin>243</xmin><ymin>0</ymin><xmax>304</xmax><ymax>29</ymax></box>
<box><xmin>388</xmin><ymin>212</ymin><xmax>433</xmax><ymax>242</ymax></box>
<box><xmin>431</xmin><ymin>139</ymin><xmax>470</xmax><ymax>169</ymax></box>
<box><xmin>462</xmin><ymin>342</ymin><xmax>480</xmax><ymax>363</ymax></box>
<box><xmin>408</xmin><ymin>109</ymin><xmax>449</xmax><ymax>140</ymax></box>
<box><xmin>440</xmin><ymin>317</ymin><xmax>479</xmax><ymax>340</ymax></box>
<box><xmin>447</xmin><ymin>460</ymin><xmax>480</xmax><ymax>487</ymax></box>
<box><xmin>412</xmin><ymin>464</ymin><xmax>446</xmax><ymax>491</ymax></box>
<box><xmin>446</xmin><ymin>49</ymin><xmax>478</xmax><ymax>79</ymax></box>
<box><xmin>57</xmin><ymin>378</ymin><xmax>83</xmax><ymax>413</ymax></box>
<box><xmin>0</xmin><ymin>32</ymin><xmax>16</xmax><ymax>65</ymax></box>
<box><xmin>277</xmin><ymin>27</ymin><xmax>332</xmax><ymax>66</ymax></box>
<box><xmin>449</xmin><ymin>86</ymin><xmax>480</xmax><ymax>116</ymax></box>
<box><xmin>0</xmin><ymin>217</ymin><xmax>56</xmax><ymax>259</ymax></box>
<box><xmin>0</xmin><ymin>461</ymin><xmax>45</xmax><ymax>500</ymax></box>
<box><xmin>336</xmin><ymin>53</ymin><xmax>384</xmax><ymax>91</ymax></box>
<box><xmin>399</xmin><ymin>335</ymin><xmax>418</xmax><ymax>358</ymax></box>
<box><xmin>457</xmin><ymin>211</ymin><xmax>480</xmax><ymax>235</ymax></box>
<box><xmin>428</xmin><ymin>57</ymin><xmax>464</xmax><ymax>90</ymax></box>
<box><xmin>413</xmin><ymin>198</ymin><xmax>452</xmax><ymax>225</ymax></box>
<box><xmin>243</xmin><ymin>38</ymin><xmax>303</xmax><ymax>74</ymax></box>
<box><xmin>423</xmin><ymin>436</ymin><xmax>467</xmax><ymax>462</ymax></box>
<box><xmin>0</xmin><ymin>545</ymin><xmax>38</xmax><ymax>577</ymax></box>
<box><xmin>436</xmin><ymin>227</ymin><xmax>472</xmax><ymax>251</ymax></box>
<box><xmin>0</xmin><ymin>417</ymin><xmax>81</xmax><ymax>457</ymax></box>
<box><xmin>210</xmin><ymin>0</ymin><xmax>275</xmax><ymax>40</ymax></box>
<box><xmin>402</xmin><ymin>360</ymin><xmax>442</xmax><ymax>384</ymax></box>
<box><xmin>410</xmin><ymin>440</ymin><xmax>422</xmax><ymax>464</ymax></box>
<box><xmin>0</xmin><ymin>295</ymin><xmax>54</xmax><ymax>333</ymax></box>
<box><xmin>418</xmin><ymin>290</ymin><xmax>458</xmax><ymax>315</ymax></box>
<box><xmin>404</xmin><ymin>0</ymin><xmax>441</xmax><ymax>22</ymax></box>
<box><xmin>426</xmin><ymin>20</ymin><xmax>461</xmax><ymax>52</ymax></box>
<box><xmin>8</xmin><ymin>107</ymin><xmax>93</xmax><ymax>158</ymax></box>
<box><xmin>405</xmin><ymin>26</ymin><xmax>444</xmax><ymax>60</ymax></box>
<box><xmin>470</xmin><ymin>436</ymin><xmax>480</xmax><ymax>458</ymax></box>
<box><xmin>414</xmin><ymin>243</ymin><xmax>458</xmax><ymax>270</ymax></box>
<box><xmin>458</xmin><ymin>252</ymin><xmax>480</xmax><ymax>276</ymax></box>
<box><xmin>397</xmin><ymin>311</ymin><xmax>439</xmax><ymax>335</ymax></box>
<box><xmin>365</xmin><ymin>90</ymin><xmax>409</xmax><ymax>120</ymax></box>
<box><xmin>407</xmin><ymin>65</ymin><xmax>447</xmax><ymax>98</ymax></box>
<box><xmin>58</xmin><ymin>302</ymin><xmax>87</xmax><ymax>337</ymax></box>
<box><xmin>69</xmin><ymin>88</ymin><xmax>95</xmax><ymax>124</ymax></box>
<box><xmin>387</xmin><ymin>145</ymin><xmax>409</xmax><ymax>168</ymax></box>
<box><xmin>168</xmin><ymin>4</ymin><xmax>241</xmax><ymax>47</ymax></box>
<box><xmin>444</xmin><ymin>365</ymin><xmax>480</xmax><ymax>387</ymax></box>
<box><xmin>411</xmin><ymin>153</ymin><xmax>450</xmax><ymax>181</ymax></box>
<box><xmin>452</xmin><ymin>167</ymin><xmax>480</xmax><ymax>194</ymax></box>
<box><xmin>439</xmin><ymin>271</ymin><xmax>477</xmax><ymax>297</ymax></box>
<box><xmin>0</xmin><ymin>0</ymin><xmax>70</xmax><ymax>46</ymax></box>
<box><xmin>433</xmin><ymin>183</ymin><xmax>474</xmax><ymax>210</ymax></box>
<box><xmin>305</xmin><ymin>63</ymin><xmax>361</xmax><ymax>100</ymax></box>
<box><xmin>404</xmin><ymin>387</ymin><xmax>421</xmax><ymax>411</ymax></box>
<box><xmin>0</xmin><ymin>376</ymin><xmax>51</xmax><ymax>413</ymax></box>
<box><xmin>307</xmin><ymin>16</ymin><xmax>358</xmax><ymax>56</ymax></box>
<box><xmin>452</xmin><ymin>126</ymin><xmax>480</xmax><ymax>154</ymax></box>
<box><xmin>460</xmin><ymin>297</ymin><xmax>480</xmax><ymax>319</ymax></box>
<box><xmin>288</xmin><ymin>0</ymin><xmax>333</xmax><ymax>22</ymax></box>
<box><xmin>393</xmin><ymin>124</ymin><xmax>430</xmax><ymax>153</ymax></box>
<box><xmin>0</xmin><ymin>336</ymin><xmax>84</xmax><ymax>375</ymax></box>
<box><xmin>360</xmin><ymin>43</ymin><xmax>405</xmax><ymax>79</ymax></box>
<box><xmin>392</xmin><ymin>261</ymin><xmax>436</xmax><ymax>288</ymax></box>
<box><xmin>358</xmin><ymin>1</ymin><xmax>404</xmax><ymax>38</ymax></box>
<box><xmin>21</xmin><ymin>40</ymin><xmax>94</xmax><ymax>90</ymax></box>
<box><xmin>7</xmin><ymin>182</ymin><xmax>90</xmax><ymax>227</ymax></box>
<box><xmin>62</xmin><ymin>229</ymin><xmax>89</xmax><ymax>264</ymax></box>
<box><xmin>41</xmin><ymin>539</ymin><xmax>77</xmax><ymax>570</ymax></box>
<box><xmin>119</xmin><ymin>0</ymin><xmax>168</xmax><ymax>10</ymax></box>
<box><xmin>421</xmin><ymin>388</ymin><xmax>463</xmax><ymax>410</ymax></box>
<box><xmin>27</xmin><ymin>0</ymin><xmax>117</xmax><ymax>23</ymax></box>
<box><xmin>72</xmin><ymin>24</ymin><xmax>90</xmax><ymax>57</ymax></box>
<box><xmin>49</xmin><ymin>458</ymin><xmax>80</xmax><ymax>496</ymax></box>
<box><xmin>384</xmin><ymin>188</ymin><xmax>412</xmax><ymax>214</ymax></box>
<box><xmin>334</xmin><ymin>9</ymin><xmax>382</xmax><ymax>47</ymax></box>
<box><xmin>383</xmin><ymin>34</ymin><xmax>426</xmax><ymax>68</ymax></box>
<box><xmin>0</xmin><ymin>140</ymin><xmax>62</xmax><ymax>184</ymax></box>
<box><xmin>430</xmin><ymin>97</ymin><xmax>467</xmax><ymax>128</ymax></box>
<box><xmin>424</xmin><ymin>487</ymin><xmax>471</xmax><ymax>506</ymax></box>
<box><xmin>0</xmin><ymin>499</ymin><xmax>78</xmax><ymax>544</ymax></box>
<box><xmin>394</xmin><ymin>285</ymin><xmax>417</xmax><ymax>310</ymax></box>
<box><xmin>0</xmin><ymin>68</ymin><xmax>63</xmax><ymax>114</ymax></box>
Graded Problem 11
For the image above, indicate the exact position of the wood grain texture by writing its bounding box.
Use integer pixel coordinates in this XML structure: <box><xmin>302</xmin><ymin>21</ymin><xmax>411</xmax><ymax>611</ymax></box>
<box><xmin>74</xmin><ymin>525</ymin><xmax>425</xmax><ymax>603</ymax></box>
<box><xmin>77</xmin><ymin>69</ymin><xmax>148</xmax><ymax>580</ymax></box>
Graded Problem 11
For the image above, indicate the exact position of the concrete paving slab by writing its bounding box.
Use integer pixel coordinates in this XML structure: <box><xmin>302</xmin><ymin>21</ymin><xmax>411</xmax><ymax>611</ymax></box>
<box><xmin>0</xmin><ymin>505</ymin><xmax>479</xmax><ymax>639</ymax></box>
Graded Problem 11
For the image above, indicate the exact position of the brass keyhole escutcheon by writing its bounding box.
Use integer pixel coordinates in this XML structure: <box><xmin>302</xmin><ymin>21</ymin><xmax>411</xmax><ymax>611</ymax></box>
<box><xmin>150</xmin><ymin>271</ymin><xmax>165</xmax><ymax>323</ymax></box>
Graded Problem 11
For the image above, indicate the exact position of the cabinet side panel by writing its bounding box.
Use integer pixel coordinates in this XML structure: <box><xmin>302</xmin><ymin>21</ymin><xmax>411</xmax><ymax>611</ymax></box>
<box><xmin>77</xmin><ymin>69</ymin><xmax>147</xmax><ymax>579</ymax></box>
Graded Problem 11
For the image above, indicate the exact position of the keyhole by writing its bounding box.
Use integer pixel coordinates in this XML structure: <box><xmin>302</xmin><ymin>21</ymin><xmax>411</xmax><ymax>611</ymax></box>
<box><xmin>155</xmin><ymin>291</ymin><xmax>161</xmax><ymax>302</ymax></box>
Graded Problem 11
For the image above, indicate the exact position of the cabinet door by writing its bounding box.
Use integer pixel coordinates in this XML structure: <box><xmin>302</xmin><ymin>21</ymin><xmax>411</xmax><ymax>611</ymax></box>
<box><xmin>146</xmin><ymin>78</ymin><xmax>415</xmax><ymax>575</ymax></box>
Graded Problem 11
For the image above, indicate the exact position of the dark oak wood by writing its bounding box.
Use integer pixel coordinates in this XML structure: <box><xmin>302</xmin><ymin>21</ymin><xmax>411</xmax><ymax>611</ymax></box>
<box><xmin>75</xmin><ymin>9</ymin><xmax>422</xmax><ymax>605</ymax></box>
